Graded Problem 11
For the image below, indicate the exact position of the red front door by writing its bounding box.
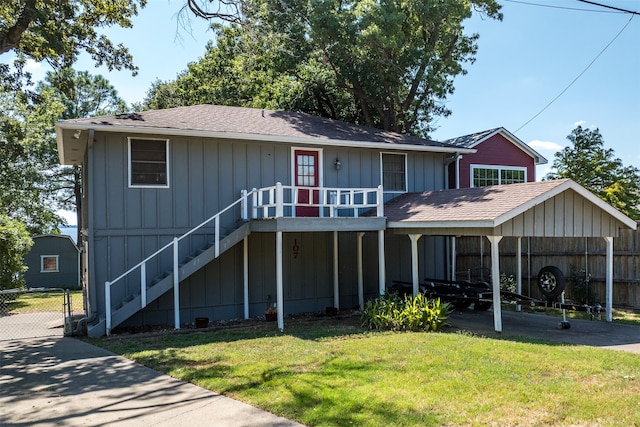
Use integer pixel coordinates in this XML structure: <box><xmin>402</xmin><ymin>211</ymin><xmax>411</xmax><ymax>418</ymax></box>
<box><xmin>294</xmin><ymin>150</ymin><xmax>320</xmax><ymax>217</ymax></box>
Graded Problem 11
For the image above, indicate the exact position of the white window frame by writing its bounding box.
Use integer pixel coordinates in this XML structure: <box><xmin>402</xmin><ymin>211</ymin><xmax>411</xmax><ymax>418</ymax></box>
<box><xmin>291</xmin><ymin>147</ymin><xmax>323</xmax><ymax>188</ymax></box>
<box><xmin>470</xmin><ymin>164</ymin><xmax>527</xmax><ymax>188</ymax></box>
<box><xmin>128</xmin><ymin>137</ymin><xmax>170</xmax><ymax>188</ymax></box>
<box><xmin>380</xmin><ymin>152</ymin><xmax>408</xmax><ymax>193</ymax></box>
<box><xmin>41</xmin><ymin>255</ymin><xmax>59</xmax><ymax>273</ymax></box>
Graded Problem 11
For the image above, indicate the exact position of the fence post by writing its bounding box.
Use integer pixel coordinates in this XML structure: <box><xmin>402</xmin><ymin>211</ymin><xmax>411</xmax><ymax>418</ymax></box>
<box><xmin>276</xmin><ymin>182</ymin><xmax>284</xmax><ymax>217</ymax></box>
<box><xmin>141</xmin><ymin>261</ymin><xmax>147</xmax><ymax>308</ymax></box>
<box><xmin>252</xmin><ymin>188</ymin><xmax>258</xmax><ymax>219</ymax></box>
<box><xmin>105</xmin><ymin>281</ymin><xmax>111</xmax><ymax>336</ymax></box>
<box><xmin>215</xmin><ymin>216</ymin><xmax>220</xmax><ymax>258</ymax></box>
<box><xmin>241</xmin><ymin>189</ymin><xmax>248</xmax><ymax>220</ymax></box>
<box><xmin>377</xmin><ymin>185</ymin><xmax>384</xmax><ymax>217</ymax></box>
<box><xmin>173</xmin><ymin>237</ymin><xmax>180</xmax><ymax>330</ymax></box>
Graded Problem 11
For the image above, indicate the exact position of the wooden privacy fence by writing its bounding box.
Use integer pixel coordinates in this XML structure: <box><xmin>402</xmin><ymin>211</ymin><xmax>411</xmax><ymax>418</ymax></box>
<box><xmin>454</xmin><ymin>225</ymin><xmax>640</xmax><ymax>308</ymax></box>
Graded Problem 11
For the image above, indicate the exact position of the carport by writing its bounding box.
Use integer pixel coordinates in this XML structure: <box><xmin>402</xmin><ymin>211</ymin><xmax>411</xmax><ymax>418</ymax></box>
<box><xmin>384</xmin><ymin>179</ymin><xmax>637</xmax><ymax>332</ymax></box>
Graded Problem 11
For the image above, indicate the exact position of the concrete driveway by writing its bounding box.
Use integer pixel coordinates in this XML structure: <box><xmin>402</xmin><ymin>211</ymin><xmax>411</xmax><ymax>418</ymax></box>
<box><xmin>0</xmin><ymin>336</ymin><xmax>303</xmax><ymax>427</ymax></box>
<box><xmin>1</xmin><ymin>310</ymin><xmax>638</xmax><ymax>426</ymax></box>
<box><xmin>448</xmin><ymin>309</ymin><xmax>640</xmax><ymax>354</ymax></box>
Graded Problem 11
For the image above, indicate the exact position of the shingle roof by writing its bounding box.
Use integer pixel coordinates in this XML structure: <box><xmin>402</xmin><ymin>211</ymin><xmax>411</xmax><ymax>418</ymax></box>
<box><xmin>442</xmin><ymin>128</ymin><xmax>501</xmax><ymax>148</ymax></box>
<box><xmin>59</xmin><ymin>104</ymin><xmax>454</xmax><ymax>149</ymax></box>
<box><xmin>384</xmin><ymin>179</ymin><xmax>570</xmax><ymax>224</ymax></box>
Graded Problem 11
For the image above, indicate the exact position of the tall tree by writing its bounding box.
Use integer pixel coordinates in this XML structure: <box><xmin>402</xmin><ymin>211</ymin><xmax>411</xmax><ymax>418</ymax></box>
<box><xmin>545</xmin><ymin>126</ymin><xmax>640</xmax><ymax>220</ymax></box>
<box><xmin>0</xmin><ymin>0</ymin><xmax>146</xmax><ymax>93</ymax></box>
<box><xmin>154</xmin><ymin>0</ymin><xmax>502</xmax><ymax>136</ymax></box>
<box><xmin>0</xmin><ymin>215</ymin><xmax>33</xmax><ymax>291</ymax></box>
<box><xmin>37</xmin><ymin>69</ymin><xmax>128</xmax><ymax>244</ymax></box>
<box><xmin>0</xmin><ymin>88</ymin><xmax>64</xmax><ymax>234</ymax></box>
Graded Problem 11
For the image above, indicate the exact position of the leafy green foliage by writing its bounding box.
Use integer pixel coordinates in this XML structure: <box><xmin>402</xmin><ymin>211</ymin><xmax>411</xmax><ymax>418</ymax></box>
<box><xmin>0</xmin><ymin>215</ymin><xmax>33</xmax><ymax>290</ymax></box>
<box><xmin>0</xmin><ymin>0</ymin><xmax>146</xmax><ymax>93</ymax></box>
<box><xmin>0</xmin><ymin>88</ymin><xmax>64</xmax><ymax>233</ymax></box>
<box><xmin>152</xmin><ymin>0</ymin><xmax>502</xmax><ymax>136</ymax></box>
<box><xmin>500</xmin><ymin>273</ymin><xmax>516</xmax><ymax>293</ymax></box>
<box><xmin>569</xmin><ymin>268</ymin><xmax>593</xmax><ymax>305</ymax></box>
<box><xmin>545</xmin><ymin>126</ymin><xmax>640</xmax><ymax>220</ymax></box>
<box><xmin>361</xmin><ymin>291</ymin><xmax>451</xmax><ymax>332</ymax></box>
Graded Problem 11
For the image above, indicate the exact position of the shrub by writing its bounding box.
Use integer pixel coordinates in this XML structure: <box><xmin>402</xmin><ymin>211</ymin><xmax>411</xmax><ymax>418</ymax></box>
<box><xmin>500</xmin><ymin>273</ymin><xmax>516</xmax><ymax>293</ymax></box>
<box><xmin>0</xmin><ymin>215</ymin><xmax>33</xmax><ymax>291</ymax></box>
<box><xmin>570</xmin><ymin>269</ymin><xmax>593</xmax><ymax>304</ymax></box>
<box><xmin>361</xmin><ymin>291</ymin><xmax>451</xmax><ymax>332</ymax></box>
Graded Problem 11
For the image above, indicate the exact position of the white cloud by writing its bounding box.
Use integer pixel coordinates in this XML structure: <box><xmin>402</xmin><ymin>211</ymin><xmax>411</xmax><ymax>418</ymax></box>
<box><xmin>528</xmin><ymin>140</ymin><xmax>563</xmax><ymax>151</ymax></box>
<box><xmin>574</xmin><ymin>120</ymin><xmax>587</xmax><ymax>127</ymax></box>
<box><xmin>24</xmin><ymin>59</ymin><xmax>41</xmax><ymax>71</ymax></box>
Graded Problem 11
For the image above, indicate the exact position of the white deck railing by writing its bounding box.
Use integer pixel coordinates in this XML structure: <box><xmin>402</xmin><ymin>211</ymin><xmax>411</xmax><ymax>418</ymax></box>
<box><xmin>104</xmin><ymin>183</ymin><xmax>384</xmax><ymax>335</ymax></box>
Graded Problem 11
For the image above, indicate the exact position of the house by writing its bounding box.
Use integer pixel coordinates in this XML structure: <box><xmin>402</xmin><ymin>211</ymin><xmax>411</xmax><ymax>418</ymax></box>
<box><xmin>443</xmin><ymin>127</ymin><xmax>547</xmax><ymax>188</ymax></box>
<box><xmin>55</xmin><ymin>105</ymin><xmax>636</xmax><ymax>337</ymax></box>
<box><xmin>24</xmin><ymin>234</ymin><xmax>80</xmax><ymax>289</ymax></box>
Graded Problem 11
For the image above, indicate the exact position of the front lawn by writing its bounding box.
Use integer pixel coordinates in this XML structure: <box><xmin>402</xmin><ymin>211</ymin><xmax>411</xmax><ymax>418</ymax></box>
<box><xmin>92</xmin><ymin>316</ymin><xmax>640</xmax><ymax>426</ymax></box>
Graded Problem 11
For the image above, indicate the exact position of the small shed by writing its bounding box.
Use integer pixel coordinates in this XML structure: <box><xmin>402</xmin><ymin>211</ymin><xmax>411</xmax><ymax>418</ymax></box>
<box><xmin>24</xmin><ymin>235</ymin><xmax>80</xmax><ymax>289</ymax></box>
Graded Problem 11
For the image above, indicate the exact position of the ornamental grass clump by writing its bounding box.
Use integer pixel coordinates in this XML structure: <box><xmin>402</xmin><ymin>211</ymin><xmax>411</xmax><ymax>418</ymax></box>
<box><xmin>361</xmin><ymin>291</ymin><xmax>451</xmax><ymax>332</ymax></box>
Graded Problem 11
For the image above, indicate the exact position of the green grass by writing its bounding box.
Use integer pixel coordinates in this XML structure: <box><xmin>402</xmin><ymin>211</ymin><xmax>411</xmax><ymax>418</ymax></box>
<box><xmin>92</xmin><ymin>316</ymin><xmax>640</xmax><ymax>426</ymax></box>
<box><xmin>1</xmin><ymin>290</ymin><xmax>83</xmax><ymax>314</ymax></box>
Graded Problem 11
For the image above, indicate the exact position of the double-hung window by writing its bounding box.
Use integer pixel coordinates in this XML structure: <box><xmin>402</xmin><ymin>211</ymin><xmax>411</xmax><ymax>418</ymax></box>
<box><xmin>128</xmin><ymin>138</ymin><xmax>169</xmax><ymax>187</ymax></box>
<box><xmin>381</xmin><ymin>153</ymin><xmax>407</xmax><ymax>192</ymax></box>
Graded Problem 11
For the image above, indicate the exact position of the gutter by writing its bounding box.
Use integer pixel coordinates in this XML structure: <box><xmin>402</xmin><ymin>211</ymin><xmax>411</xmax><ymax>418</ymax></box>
<box><xmin>55</xmin><ymin>122</ymin><xmax>477</xmax><ymax>155</ymax></box>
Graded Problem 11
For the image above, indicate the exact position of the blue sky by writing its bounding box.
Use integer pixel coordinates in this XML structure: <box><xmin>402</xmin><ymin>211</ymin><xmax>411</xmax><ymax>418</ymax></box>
<box><xmin>12</xmin><ymin>0</ymin><xmax>639</xmax><ymax>223</ymax></box>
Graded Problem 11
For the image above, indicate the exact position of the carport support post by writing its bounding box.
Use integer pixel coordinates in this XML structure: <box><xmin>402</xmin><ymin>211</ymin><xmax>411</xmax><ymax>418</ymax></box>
<box><xmin>409</xmin><ymin>234</ymin><xmax>422</xmax><ymax>297</ymax></box>
<box><xmin>333</xmin><ymin>231</ymin><xmax>339</xmax><ymax>309</ymax></box>
<box><xmin>276</xmin><ymin>231</ymin><xmax>284</xmax><ymax>331</ymax></box>
<box><xmin>357</xmin><ymin>232</ymin><xmax>365</xmax><ymax>310</ymax></box>
<box><xmin>378</xmin><ymin>230</ymin><xmax>386</xmax><ymax>294</ymax></box>
<box><xmin>173</xmin><ymin>237</ymin><xmax>180</xmax><ymax>330</ymax></box>
<box><xmin>487</xmin><ymin>235</ymin><xmax>503</xmax><ymax>332</ymax></box>
<box><xmin>604</xmin><ymin>236</ymin><xmax>614</xmax><ymax>322</ymax></box>
<box><xmin>516</xmin><ymin>237</ymin><xmax>522</xmax><ymax>312</ymax></box>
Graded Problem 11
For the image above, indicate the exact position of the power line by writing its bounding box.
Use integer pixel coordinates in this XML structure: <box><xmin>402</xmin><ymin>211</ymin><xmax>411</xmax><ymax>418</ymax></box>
<box><xmin>515</xmin><ymin>15</ymin><xmax>634</xmax><ymax>133</ymax></box>
<box><xmin>576</xmin><ymin>0</ymin><xmax>640</xmax><ymax>15</ymax></box>
<box><xmin>503</xmin><ymin>0</ymin><xmax>625</xmax><ymax>13</ymax></box>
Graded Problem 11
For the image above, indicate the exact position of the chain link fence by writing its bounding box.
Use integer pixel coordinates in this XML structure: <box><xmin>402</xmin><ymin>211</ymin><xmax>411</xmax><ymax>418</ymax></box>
<box><xmin>0</xmin><ymin>289</ymin><xmax>85</xmax><ymax>341</ymax></box>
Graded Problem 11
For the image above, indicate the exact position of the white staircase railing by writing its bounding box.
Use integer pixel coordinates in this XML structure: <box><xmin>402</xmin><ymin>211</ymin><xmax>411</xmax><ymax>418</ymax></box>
<box><xmin>104</xmin><ymin>183</ymin><xmax>384</xmax><ymax>335</ymax></box>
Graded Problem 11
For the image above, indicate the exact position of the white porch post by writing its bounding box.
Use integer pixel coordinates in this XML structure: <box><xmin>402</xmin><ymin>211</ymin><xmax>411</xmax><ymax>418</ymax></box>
<box><xmin>243</xmin><ymin>236</ymin><xmax>249</xmax><ymax>319</ymax></box>
<box><xmin>333</xmin><ymin>231</ymin><xmax>339</xmax><ymax>309</ymax></box>
<box><xmin>451</xmin><ymin>236</ymin><xmax>457</xmax><ymax>281</ymax></box>
<box><xmin>516</xmin><ymin>236</ymin><xmax>522</xmax><ymax>312</ymax></box>
<box><xmin>604</xmin><ymin>236</ymin><xmax>614</xmax><ymax>322</ymax></box>
<box><xmin>276</xmin><ymin>231</ymin><xmax>284</xmax><ymax>331</ymax></box>
<box><xmin>487</xmin><ymin>235</ymin><xmax>503</xmax><ymax>332</ymax></box>
<box><xmin>357</xmin><ymin>232</ymin><xmax>365</xmax><ymax>310</ymax></box>
<box><xmin>409</xmin><ymin>234</ymin><xmax>422</xmax><ymax>297</ymax></box>
<box><xmin>378</xmin><ymin>230</ymin><xmax>386</xmax><ymax>294</ymax></box>
<box><xmin>173</xmin><ymin>237</ymin><xmax>180</xmax><ymax>330</ymax></box>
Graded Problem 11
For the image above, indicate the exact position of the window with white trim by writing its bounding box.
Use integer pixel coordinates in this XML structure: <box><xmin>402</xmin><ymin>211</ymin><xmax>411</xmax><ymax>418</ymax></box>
<box><xmin>381</xmin><ymin>153</ymin><xmax>407</xmax><ymax>192</ymax></box>
<box><xmin>129</xmin><ymin>138</ymin><xmax>169</xmax><ymax>187</ymax></box>
<box><xmin>41</xmin><ymin>255</ymin><xmax>59</xmax><ymax>272</ymax></box>
<box><xmin>471</xmin><ymin>165</ymin><xmax>526</xmax><ymax>187</ymax></box>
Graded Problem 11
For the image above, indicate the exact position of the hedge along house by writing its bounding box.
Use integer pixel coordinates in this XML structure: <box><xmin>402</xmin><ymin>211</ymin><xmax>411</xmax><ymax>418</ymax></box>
<box><xmin>24</xmin><ymin>234</ymin><xmax>80</xmax><ymax>289</ymax></box>
<box><xmin>56</xmin><ymin>105</ymin><xmax>636</xmax><ymax>337</ymax></box>
<box><xmin>56</xmin><ymin>105</ymin><xmax>473</xmax><ymax>337</ymax></box>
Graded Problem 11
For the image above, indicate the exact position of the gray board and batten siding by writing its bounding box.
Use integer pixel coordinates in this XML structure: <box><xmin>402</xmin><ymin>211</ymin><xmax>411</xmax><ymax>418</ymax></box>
<box><xmin>88</xmin><ymin>131</ymin><xmax>450</xmax><ymax>327</ymax></box>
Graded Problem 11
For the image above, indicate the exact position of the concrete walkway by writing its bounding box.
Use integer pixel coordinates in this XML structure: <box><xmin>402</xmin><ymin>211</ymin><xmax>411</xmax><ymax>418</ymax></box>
<box><xmin>0</xmin><ymin>336</ymin><xmax>303</xmax><ymax>427</ymax></box>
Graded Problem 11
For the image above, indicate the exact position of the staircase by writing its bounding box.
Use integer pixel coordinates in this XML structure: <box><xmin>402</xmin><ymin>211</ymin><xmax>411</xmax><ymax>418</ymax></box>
<box><xmin>87</xmin><ymin>183</ymin><xmax>384</xmax><ymax>338</ymax></box>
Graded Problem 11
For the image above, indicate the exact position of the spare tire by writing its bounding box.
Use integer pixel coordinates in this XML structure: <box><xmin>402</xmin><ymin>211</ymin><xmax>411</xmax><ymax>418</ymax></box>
<box><xmin>537</xmin><ymin>265</ymin><xmax>565</xmax><ymax>299</ymax></box>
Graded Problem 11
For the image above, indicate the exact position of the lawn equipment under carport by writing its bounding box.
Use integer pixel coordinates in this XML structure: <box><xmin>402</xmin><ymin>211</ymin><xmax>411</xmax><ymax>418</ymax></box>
<box><xmin>391</xmin><ymin>265</ymin><xmax>603</xmax><ymax>329</ymax></box>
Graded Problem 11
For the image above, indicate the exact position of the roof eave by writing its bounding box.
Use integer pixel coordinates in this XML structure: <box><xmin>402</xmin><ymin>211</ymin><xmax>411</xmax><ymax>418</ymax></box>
<box><xmin>54</xmin><ymin>122</ymin><xmax>476</xmax><ymax>154</ymax></box>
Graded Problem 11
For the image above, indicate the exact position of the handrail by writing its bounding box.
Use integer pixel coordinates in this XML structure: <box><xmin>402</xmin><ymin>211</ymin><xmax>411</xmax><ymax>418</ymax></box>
<box><xmin>104</xmin><ymin>183</ymin><xmax>384</xmax><ymax>335</ymax></box>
